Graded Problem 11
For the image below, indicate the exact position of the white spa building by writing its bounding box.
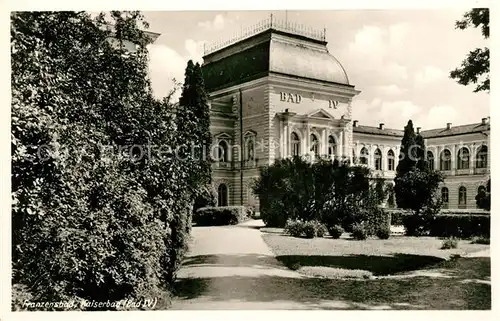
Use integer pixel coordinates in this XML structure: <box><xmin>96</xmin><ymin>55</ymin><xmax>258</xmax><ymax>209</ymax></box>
<box><xmin>198</xmin><ymin>18</ymin><xmax>490</xmax><ymax>210</ymax></box>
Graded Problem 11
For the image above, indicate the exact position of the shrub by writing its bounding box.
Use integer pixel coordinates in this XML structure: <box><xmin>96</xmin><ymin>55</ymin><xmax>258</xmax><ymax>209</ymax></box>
<box><xmin>194</xmin><ymin>206</ymin><xmax>248</xmax><ymax>226</ymax></box>
<box><xmin>376</xmin><ymin>225</ymin><xmax>391</xmax><ymax>239</ymax></box>
<box><xmin>253</xmin><ymin>157</ymin><xmax>371</xmax><ymax>228</ymax></box>
<box><xmin>327</xmin><ymin>224</ymin><xmax>344</xmax><ymax>239</ymax></box>
<box><xmin>284</xmin><ymin>219</ymin><xmax>304</xmax><ymax>237</ymax></box>
<box><xmin>314</xmin><ymin>221</ymin><xmax>328</xmax><ymax>237</ymax></box>
<box><xmin>441</xmin><ymin>237</ymin><xmax>458</xmax><ymax>249</ymax></box>
<box><xmin>351</xmin><ymin>223</ymin><xmax>368</xmax><ymax>240</ymax></box>
<box><xmin>193</xmin><ymin>186</ymin><xmax>217</xmax><ymax>212</ymax></box>
<box><xmin>302</xmin><ymin>221</ymin><xmax>317</xmax><ymax>238</ymax></box>
<box><xmin>471</xmin><ymin>236</ymin><xmax>490</xmax><ymax>245</ymax></box>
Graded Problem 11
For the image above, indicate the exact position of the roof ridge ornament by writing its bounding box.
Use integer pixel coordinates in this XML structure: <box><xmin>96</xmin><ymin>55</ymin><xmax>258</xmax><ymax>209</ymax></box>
<box><xmin>203</xmin><ymin>14</ymin><xmax>326</xmax><ymax>56</ymax></box>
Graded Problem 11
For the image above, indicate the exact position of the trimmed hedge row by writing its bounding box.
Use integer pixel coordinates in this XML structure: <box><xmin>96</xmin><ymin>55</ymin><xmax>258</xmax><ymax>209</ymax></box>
<box><xmin>194</xmin><ymin>206</ymin><xmax>249</xmax><ymax>226</ymax></box>
<box><xmin>388</xmin><ymin>209</ymin><xmax>490</xmax><ymax>227</ymax></box>
<box><xmin>429</xmin><ymin>214</ymin><xmax>490</xmax><ymax>238</ymax></box>
<box><xmin>387</xmin><ymin>210</ymin><xmax>490</xmax><ymax>238</ymax></box>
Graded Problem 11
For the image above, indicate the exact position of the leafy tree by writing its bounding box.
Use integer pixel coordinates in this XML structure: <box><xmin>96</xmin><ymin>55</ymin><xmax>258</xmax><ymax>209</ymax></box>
<box><xmin>394</xmin><ymin>120</ymin><xmax>443</xmax><ymax>228</ymax></box>
<box><xmin>177</xmin><ymin>60</ymin><xmax>213</xmax><ymax>199</ymax></box>
<box><xmin>394</xmin><ymin>120</ymin><xmax>417</xmax><ymax>208</ymax></box>
<box><xmin>475</xmin><ymin>178</ymin><xmax>491</xmax><ymax>210</ymax></box>
<box><xmin>450</xmin><ymin>8</ymin><xmax>489</xmax><ymax>93</ymax></box>
<box><xmin>415</xmin><ymin>133</ymin><xmax>427</xmax><ymax>170</ymax></box>
<box><xmin>11</xmin><ymin>11</ymin><xmax>194</xmax><ymax>310</ymax></box>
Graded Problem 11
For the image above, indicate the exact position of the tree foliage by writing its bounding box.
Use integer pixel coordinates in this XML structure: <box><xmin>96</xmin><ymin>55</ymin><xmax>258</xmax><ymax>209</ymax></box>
<box><xmin>253</xmin><ymin>157</ymin><xmax>386</xmax><ymax>234</ymax></box>
<box><xmin>394</xmin><ymin>120</ymin><xmax>443</xmax><ymax>218</ymax></box>
<box><xmin>177</xmin><ymin>60</ymin><xmax>213</xmax><ymax>205</ymax></box>
<box><xmin>394</xmin><ymin>120</ymin><xmax>417</xmax><ymax>208</ymax></box>
<box><xmin>11</xmin><ymin>11</ymin><xmax>200</xmax><ymax>310</ymax></box>
<box><xmin>450</xmin><ymin>8</ymin><xmax>489</xmax><ymax>93</ymax></box>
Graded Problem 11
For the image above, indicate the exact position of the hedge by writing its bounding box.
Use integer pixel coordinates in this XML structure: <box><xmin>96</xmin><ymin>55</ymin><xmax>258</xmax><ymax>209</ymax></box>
<box><xmin>387</xmin><ymin>209</ymin><xmax>490</xmax><ymax>227</ymax></box>
<box><xmin>194</xmin><ymin>206</ymin><xmax>249</xmax><ymax>226</ymax></box>
<box><xmin>429</xmin><ymin>214</ymin><xmax>490</xmax><ymax>238</ymax></box>
<box><xmin>386</xmin><ymin>210</ymin><xmax>490</xmax><ymax>237</ymax></box>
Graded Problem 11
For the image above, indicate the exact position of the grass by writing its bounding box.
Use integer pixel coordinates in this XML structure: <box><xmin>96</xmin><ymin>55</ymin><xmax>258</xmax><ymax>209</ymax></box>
<box><xmin>173</xmin><ymin>255</ymin><xmax>491</xmax><ymax>310</ymax></box>
<box><xmin>258</xmin><ymin>228</ymin><xmax>490</xmax><ymax>309</ymax></box>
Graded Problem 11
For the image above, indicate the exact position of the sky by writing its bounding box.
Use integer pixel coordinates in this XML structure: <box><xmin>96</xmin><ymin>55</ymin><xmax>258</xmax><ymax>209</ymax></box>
<box><xmin>143</xmin><ymin>9</ymin><xmax>490</xmax><ymax>131</ymax></box>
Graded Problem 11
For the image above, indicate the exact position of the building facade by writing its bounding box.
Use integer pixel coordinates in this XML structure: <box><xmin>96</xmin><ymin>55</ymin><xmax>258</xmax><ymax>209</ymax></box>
<box><xmin>200</xmin><ymin>18</ymin><xmax>490</xmax><ymax>210</ymax></box>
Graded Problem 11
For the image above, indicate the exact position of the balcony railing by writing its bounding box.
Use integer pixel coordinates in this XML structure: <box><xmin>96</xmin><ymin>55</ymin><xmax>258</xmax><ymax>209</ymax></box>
<box><xmin>474</xmin><ymin>167</ymin><xmax>489</xmax><ymax>175</ymax></box>
<box><xmin>204</xmin><ymin>14</ymin><xmax>327</xmax><ymax>56</ymax></box>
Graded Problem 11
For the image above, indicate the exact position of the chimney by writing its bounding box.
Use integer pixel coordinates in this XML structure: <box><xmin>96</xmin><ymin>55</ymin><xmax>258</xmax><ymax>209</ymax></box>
<box><xmin>417</xmin><ymin>127</ymin><xmax>421</xmax><ymax>134</ymax></box>
<box><xmin>446</xmin><ymin>123</ymin><xmax>452</xmax><ymax>130</ymax></box>
<box><xmin>379</xmin><ymin>123</ymin><xmax>384</xmax><ymax>130</ymax></box>
<box><xmin>353</xmin><ymin>120</ymin><xmax>358</xmax><ymax>127</ymax></box>
<box><xmin>482</xmin><ymin>118</ymin><xmax>487</xmax><ymax>125</ymax></box>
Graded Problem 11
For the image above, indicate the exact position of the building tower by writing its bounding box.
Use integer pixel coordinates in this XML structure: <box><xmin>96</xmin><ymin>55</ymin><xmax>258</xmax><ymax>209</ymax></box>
<box><xmin>201</xmin><ymin>16</ymin><xmax>361</xmax><ymax>210</ymax></box>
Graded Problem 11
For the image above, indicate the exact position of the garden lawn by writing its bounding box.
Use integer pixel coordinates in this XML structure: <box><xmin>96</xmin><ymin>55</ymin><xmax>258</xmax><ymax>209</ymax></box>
<box><xmin>260</xmin><ymin>228</ymin><xmax>490</xmax><ymax>309</ymax></box>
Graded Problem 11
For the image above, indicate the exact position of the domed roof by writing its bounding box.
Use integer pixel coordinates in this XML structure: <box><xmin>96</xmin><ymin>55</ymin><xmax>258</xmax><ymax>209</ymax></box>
<box><xmin>269</xmin><ymin>39</ymin><xmax>350</xmax><ymax>85</ymax></box>
<box><xmin>201</xmin><ymin>28</ymin><xmax>352</xmax><ymax>91</ymax></box>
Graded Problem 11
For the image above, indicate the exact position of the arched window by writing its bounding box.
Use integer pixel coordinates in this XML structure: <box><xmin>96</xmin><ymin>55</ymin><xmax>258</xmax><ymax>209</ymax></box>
<box><xmin>218</xmin><ymin>140</ymin><xmax>229</xmax><ymax>162</ymax></box>
<box><xmin>360</xmin><ymin>147</ymin><xmax>369</xmax><ymax>165</ymax></box>
<box><xmin>441</xmin><ymin>187</ymin><xmax>449</xmax><ymax>207</ymax></box>
<box><xmin>476</xmin><ymin>145</ymin><xmax>488</xmax><ymax>168</ymax></box>
<box><xmin>310</xmin><ymin>134</ymin><xmax>319</xmax><ymax>157</ymax></box>
<box><xmin>459</xmin><ymin>186</ymin><xmax>467</xmax><ymax>207</ymax></box>
<box><xmin>328</xmin><ymin>135</ymin><xmax>336</xmax><ymax>157</ymax></box>
<box><xmin>427</xmin><ymin>151</ymin><xmax>434</xmax><ymax>171</ymax></box>
<box><xmin>440</xmin><ymin>149</ymin><xmax>451</xmax><ymax>171</ymax></box>
<box><xmin>477</xmin><ymin>185</ymin><xmax>486</xmax><ymax>209</ymax></box>
<box><xmin>291</xmin><ymin>132</ymin><xmax>300</xmax><ymax>157</ymax></box>
<box><xmin>387</xmin><ymin>150</ymin><xmax>395</xmax><ymax>171</ymax></box>
<box><xmin>457</xmin><ymin>147</ymin><xmax>470</xmax><ymax>170</ymax></box>
<box><xmin>374</xmin><ymin>148</ymin><xmax>382</xmax><ymax>170</ymax></box>
<box><xmin>217</xmin><ymin>184</ymin><xmax>228</xmax><ymax>207</ymax></box>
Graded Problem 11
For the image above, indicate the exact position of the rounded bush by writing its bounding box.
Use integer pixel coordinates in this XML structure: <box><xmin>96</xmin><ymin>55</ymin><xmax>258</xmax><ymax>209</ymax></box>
<box><xmin>441</xmin><ymin>237</ymin><xmax>459</xmax><ymax>249</ymax></box>
<box><xmin>376</xmin><ymin>226</ymin><xmax>391</xmax><ymax>239</ymax></box>
<box><xmin>284</xmin><ymin>219</ymin><xmax>304</xmax><ymax>237</ymax></box>
<box><xmin>315</xmin><ymin>222</ymin><xmax>328</xmax><ymax>237</ymax></box>
<box><xmin>327</xmin><ymin>225</ymin><xmax>344</xmax><ymax>239</ymax></box>
<box><xmin>302</xmin><ymin>221</ymin><xmax>317</xmax><ymax>238</ymax></box>
<box><xmin>351</xmin><ymin>223</ymin><xmax>368</xmax><ymax>240</ymax></box>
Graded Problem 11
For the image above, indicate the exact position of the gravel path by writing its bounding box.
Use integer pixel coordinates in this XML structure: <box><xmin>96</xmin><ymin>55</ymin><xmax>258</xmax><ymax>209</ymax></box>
<box><xmin>170</xmin><ymin>220</ymin><xmax>319</xmax><ymax>309</ymax></box>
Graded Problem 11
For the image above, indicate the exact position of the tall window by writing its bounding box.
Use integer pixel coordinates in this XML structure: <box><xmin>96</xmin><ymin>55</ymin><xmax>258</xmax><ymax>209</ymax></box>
<box><xmin>217</xmin><ymin>184</ymin><xmax>228</xmax><ymax>207</ymax></box>
<box><xmin>476</xmin><ymin>145</ymin><xmax>488</xmax><ymax>168</ymax></box>
<box><xmin>291</xmin><ymin>132</ymin><xmax>300</xmax><ymax>157</ymax></box>
<box><xmin>427</xmin><ymin>151</ymin><xmax>434</xmax><ymax>171</ymax></box>
<box><xmin>360</xmin><ymin>147</ymin><xmax>369</xmax><ymax>165</ymax></box>
<box><xmin>459</xmin><ymin>186</ymin><xmax>467</xmax><ymax>207</ymax></box>
<box><xmin>387</xmin><ymin>150</ymin><xmax>395</xmax><ymax>171</ymax></box>
<box><xmin>457</xmin><ymin>147</ymin><xmax>470</xmax><ymax>169</ymax></box>
<box><xmin>440</xmin><ymin>149</ymin><xmax>451</xmax><ymax>171</ymax></box>
<box><xmin>310</xmin><ymin>134</ymin><xmax>319</xmax><ymax>157</ymax></box>
<box><xmin>218</xmin><ymin>140</ymin><xmax>229</xmax><ymax>162</ymax></box>
<box><xmin>374</xmin><ymin>148</ymin><xmax>382</xmax><ymax>170</ymax></box>
<box><xmin>441</xmin><ymin>187</ymin><xmax>449</xmax><ymax>207</ymax></box>
<box><xmin>477</xmin><ymin>185</ymin><xmax>486</xmax><ymax>209</ymax></box>
<box><xmin>328</xmin><ymin>135</ymin><xmax>336</xmax><ymax>157</ymax></box>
